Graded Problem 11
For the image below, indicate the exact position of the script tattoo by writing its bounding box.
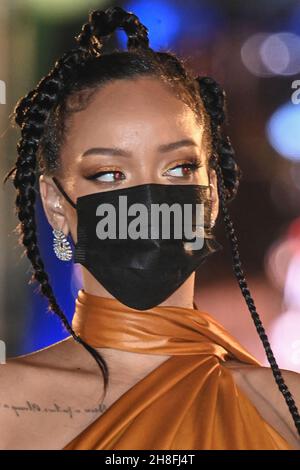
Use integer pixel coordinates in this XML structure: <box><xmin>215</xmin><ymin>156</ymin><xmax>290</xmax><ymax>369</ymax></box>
<box><xmin>0</xmin><ymin>401</ymin><xmax>107</xmax><ymax>418</ymax></box>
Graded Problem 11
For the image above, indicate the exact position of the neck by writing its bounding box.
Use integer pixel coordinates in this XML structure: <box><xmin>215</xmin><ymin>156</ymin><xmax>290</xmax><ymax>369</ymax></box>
<box><xmin>79</xmin><ymin>269</ymin><xmax>196</xmax><ymax>381</ymax></box>
<box><xmin>81</xmin><ymin>268</ymin><xmax>196</xmax><ymax>310</ymax></box>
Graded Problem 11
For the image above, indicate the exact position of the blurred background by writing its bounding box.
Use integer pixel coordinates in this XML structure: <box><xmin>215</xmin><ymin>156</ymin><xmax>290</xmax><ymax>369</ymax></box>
<box><xmin>0</xmin><ymin>0</ymin><xmax>299</xmax><ymax>370</ymax></box>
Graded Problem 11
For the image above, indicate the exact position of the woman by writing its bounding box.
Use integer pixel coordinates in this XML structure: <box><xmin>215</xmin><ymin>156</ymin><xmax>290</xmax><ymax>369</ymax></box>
<box><xmin>1</xmin><ymin>6</ymin><xmax>300</xmax><ymax>450</ymax></box>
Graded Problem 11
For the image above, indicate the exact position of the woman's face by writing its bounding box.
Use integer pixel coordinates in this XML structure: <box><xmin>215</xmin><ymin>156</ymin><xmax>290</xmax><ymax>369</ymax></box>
<box><xmin>40</xmin><ymin>77</ymin><xmax>219</xmax><ymax>241</ymax></box>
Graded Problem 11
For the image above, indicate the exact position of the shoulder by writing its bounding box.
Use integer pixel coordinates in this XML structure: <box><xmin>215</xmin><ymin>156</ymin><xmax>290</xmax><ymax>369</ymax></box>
<box><xmin>0</xmin><ymin>335</ymin><xmax>101</xmax><ymax>373</ymax></box>
<box><xmin>234</xmin><ymin>363</ymin><xmax>300</xmax><ymax>417</ymax></box>
<box><xmin>0</xmin><ymin>337</ymin><xmax>103</xmax><ymax>449</ymax></box>
<box><xmin>224</xmin><ymin>360</ymin><xmax>300</xmax><ymax>448</ymax></box>
<box><xmin>0</xmin><ymin>334</ymin><xmax>104</xmax><ymax>398</ymax></box>
<box><xmin>0</xmin><ymin>336</ymin><xmax>82</xmax><ymax>383</ymax></box>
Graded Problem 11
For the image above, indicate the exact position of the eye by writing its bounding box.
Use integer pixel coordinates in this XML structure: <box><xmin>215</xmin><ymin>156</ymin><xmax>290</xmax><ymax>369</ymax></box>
<box><xmin>85</xmin><ymin>170</ymin><xmax>126</xmax><ymax>183</ymax></box>
<box><xmin>164</xmin><ymin>159</ymin><xmax>203</xmax><ymax>178</ymax></box>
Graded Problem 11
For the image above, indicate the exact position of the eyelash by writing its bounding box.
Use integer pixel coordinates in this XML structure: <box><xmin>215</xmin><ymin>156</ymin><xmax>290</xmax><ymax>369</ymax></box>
<box><xmin>164</xmin><ymin>158</ymin><xmax>203</xmax><ymax>178</ymax></box>
<box><xmin>85</xmin><ymin>158</ymin><xmax>203</xmax><ymax>183</ymax></box>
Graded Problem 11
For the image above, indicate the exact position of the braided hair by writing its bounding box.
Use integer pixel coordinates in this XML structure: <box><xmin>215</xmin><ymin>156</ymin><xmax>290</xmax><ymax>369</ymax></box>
<box><xmin>3</xmin><ymin>6</ymin><xmax>300</xmax><ymax>437</ymax></box>
<box><xmin>197</xmin><ymin>76</ymin><xmax>300</xmax><ymax>436</ymax></box>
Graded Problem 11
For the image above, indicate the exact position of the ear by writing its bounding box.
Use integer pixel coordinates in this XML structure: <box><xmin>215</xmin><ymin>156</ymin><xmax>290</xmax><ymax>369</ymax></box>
<box><xmin>39</xmin><ymin>174</ymin><xmax>70</xmax><ymax>236</ymax></box>
<box><xmin>208</xmin><ymin>169</ymin><xmax>219</xmax><ymax>228</ymax></box>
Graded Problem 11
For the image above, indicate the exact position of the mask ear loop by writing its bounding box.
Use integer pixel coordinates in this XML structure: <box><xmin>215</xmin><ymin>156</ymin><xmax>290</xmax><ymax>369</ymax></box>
<box><xmin>52</xmin><ymin>176</ymin><xmax>77</xmax><ymax>209</ymax></box>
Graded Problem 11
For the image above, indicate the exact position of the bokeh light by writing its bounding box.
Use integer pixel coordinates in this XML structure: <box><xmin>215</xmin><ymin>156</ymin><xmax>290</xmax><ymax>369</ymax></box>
<box><xmin>270</xmin><ymin>310</ymin><xmax>300</xmax><ymax>370</ymax></box>
<box><xmin>241</xmin><ymin>32</ymin><xmax>300</xmax><ymax>77</ymax></box>
<box><xmin>260</xmin><ymin>32</ymin><xmax>300</xmax><ymax>76</ymax></box>
<box><xmin>23</xmin><ymin>0</ymin><xmax>108</xmax><ymax>21</ymax></box>
<box><xmin>241</xmin><ymin>33</ymin><xmax>274</xmax><ymax>77</ymax></box>
<box><xmin>266</xmin><ymin>102</ymin><xmax>300</xmax><ymax>161</ymax></box>
<box><xmin>119</xmin><ymin>0</ymin><xmax>225</xmax><ymax>50</ymax></box>
<box><xmin>266</xmin><ymin>220</ymin><xmax>300</xmax><ymax>371</ymax></box>
<box><xmin>119</xmin><ymin>0</ymin><xmax>181</xmax><ymax>50</ymax></box>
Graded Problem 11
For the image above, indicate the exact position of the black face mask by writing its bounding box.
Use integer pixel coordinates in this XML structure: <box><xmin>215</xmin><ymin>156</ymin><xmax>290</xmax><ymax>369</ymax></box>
<box><xmin>52</xmin><ymin>177</ymin><xmax>222</xmax><ymax>310</ymax></box>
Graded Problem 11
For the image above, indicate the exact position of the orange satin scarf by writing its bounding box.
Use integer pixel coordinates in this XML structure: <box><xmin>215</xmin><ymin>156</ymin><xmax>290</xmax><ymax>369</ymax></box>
<box><xmin>63</xmin><ymin>289</ymin><xmax>294</xmax><ymax>450</ymax></box>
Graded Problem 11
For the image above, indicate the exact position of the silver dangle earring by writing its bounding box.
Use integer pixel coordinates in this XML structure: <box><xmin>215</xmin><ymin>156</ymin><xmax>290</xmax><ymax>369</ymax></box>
<box><xmin>52</xmin><ymin>229</ymin><xmax>73</xmax><ymax>261</ymax></box>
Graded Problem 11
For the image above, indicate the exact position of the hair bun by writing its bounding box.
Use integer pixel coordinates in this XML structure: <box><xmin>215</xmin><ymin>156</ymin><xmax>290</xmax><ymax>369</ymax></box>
<box><xmin>75</xmin><ymin>6</ymin><xmax>150</xmax><ymax>54</ymax></box>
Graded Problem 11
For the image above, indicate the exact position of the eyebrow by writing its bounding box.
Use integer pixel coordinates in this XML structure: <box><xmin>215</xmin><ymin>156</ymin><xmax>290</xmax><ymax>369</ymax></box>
<box><xmin>81</xmin><ymin>139</ymin><xmax>198</xmax><ymax>158</ymax></box>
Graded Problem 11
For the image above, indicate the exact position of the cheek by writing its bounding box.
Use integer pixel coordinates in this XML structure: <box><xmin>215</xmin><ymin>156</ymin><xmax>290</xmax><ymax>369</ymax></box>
<box><xmin>195</xmin><ymin>166</ymin><xmax>210</xmax><ymax>186</ymax></box>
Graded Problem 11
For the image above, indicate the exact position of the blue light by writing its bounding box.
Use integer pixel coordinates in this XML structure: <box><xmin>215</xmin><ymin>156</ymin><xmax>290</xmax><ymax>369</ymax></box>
<box><xmin>266</xmin><ymin>102</ymin><xmax>300</xmax><ymax>161</ymax></box>
<box><xmin>21</xmin><ymin>194</ymin><xmax>75</xmax><ymax>354</ymax></box>
<box><xmin>179</xmin><ymin>2</ymin><xmax>225</xmax><ymax>42</ymax></box>
<box><xmin>119</xmin><ymin>0</ymin><xmax>181</xmax><ymax>50</ymax></box>
<box><xmin>119</xmin><ymin>0</ymin><xmax>225</xmax><ymax>50</ymax></box>
<box><xmin>286</xmin><ymin>4</ymin><xmax>300</xmax><ymax>35</ymax></box>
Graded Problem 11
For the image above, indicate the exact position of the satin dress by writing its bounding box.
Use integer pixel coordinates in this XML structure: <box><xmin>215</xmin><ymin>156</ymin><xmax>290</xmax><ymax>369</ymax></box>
<box><xmin>63</xmin><ymin>289</ymin><xmax>295</xmax><ymax>450</ymax></box>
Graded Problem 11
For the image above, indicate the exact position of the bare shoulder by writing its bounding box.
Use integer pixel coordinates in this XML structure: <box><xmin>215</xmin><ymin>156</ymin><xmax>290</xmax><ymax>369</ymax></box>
<box><xmin>0</xmin><ymin>337</ymin><xmax>104</xmax><ymax>449</ymax></box>
<box><xmin>0</xmin><ymin>333</ymin><xmax>104</xmax><ymax>376</ymax></box>
<box><xmin>224</xmin><ymin>360</ymin><xmax>300</xmax><ymax>449</ymax></box>
<box><xmin>0</xmin><ymin>336</ymin><xmax>71</xmax><ymax>388</ymax></box>
<box><xmin>0</xmin><ymin>336</ymin><xmax>87</xmax><ymax>386</ymax></box>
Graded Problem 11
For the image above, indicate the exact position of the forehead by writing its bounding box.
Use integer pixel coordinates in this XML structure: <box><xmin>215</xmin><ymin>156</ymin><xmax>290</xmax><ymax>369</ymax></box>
<box><xmin>64</xmin><ymin>77</ymin><xmax>204</xmax><ymax>152</ymax></box>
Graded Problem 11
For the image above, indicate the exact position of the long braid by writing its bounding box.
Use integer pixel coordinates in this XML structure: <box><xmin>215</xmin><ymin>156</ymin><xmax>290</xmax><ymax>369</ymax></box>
<box><xmin>12</xmin><ymin>70</ymin><xmax>109</xmax><ymax>401</ymax></box>
<box><xmin>6</xmin><ymin>3</ymin><xmax>298</xmax><ymax>437</ymax></box>
<box><xmin>197</xmin><ymin>76</ymin><xmax>300</xmax><ymax>436</ymax></box>
<box><xmin>4</xmin><ymin>6</ymin><xmax>159</xmax><ymax>401</ymax></box>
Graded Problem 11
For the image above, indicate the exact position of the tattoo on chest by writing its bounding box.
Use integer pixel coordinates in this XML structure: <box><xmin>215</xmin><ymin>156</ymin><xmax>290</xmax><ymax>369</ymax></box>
<box><xmin>0</xmin><ymin>401</ymin><xmax>107</xmax><ymax>418</ymax></box>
